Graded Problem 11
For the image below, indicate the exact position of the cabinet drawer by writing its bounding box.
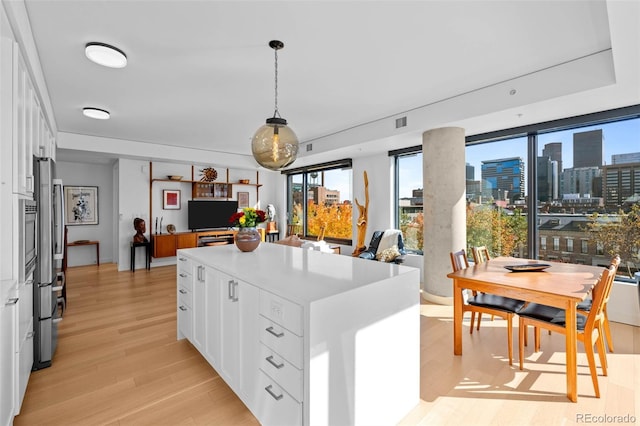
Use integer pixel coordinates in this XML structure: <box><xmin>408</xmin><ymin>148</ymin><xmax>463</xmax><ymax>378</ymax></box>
<box><xmin>259</xmin><ymin>344</ymin><xmax>302</xmax><ymax>402</ymax></box>
<box><xmin>255</xmin><ymin>370</ymin><xmax>302</xmax><ymax>426</ymax></box>
<box><xmin>178</xmin><ymin>271</ymin><xmax>193</xmax><ymax>293</ymax></box>
<box><xmin>259</xmin><ymin>315</ymin><xmax>303</xmax><ymax>369</ymax></box>
<box><xmin>178</xmin><ymin>287</ymin><xmax>192</xmax><ymax>308</ymax></box>
<box><xmin>178</xmin><ymin>303</ymin><xmax>192</xmax><ymax>340</ymax></box>
<box><xmin>177</xmin><ymin>255</ymin><xmax>192</xmax><ymax>274</ymax></box>
<box><xmin>259</xmin><ymin>290</ymin><xmax>302</xmax><ymax>336</ymax></box>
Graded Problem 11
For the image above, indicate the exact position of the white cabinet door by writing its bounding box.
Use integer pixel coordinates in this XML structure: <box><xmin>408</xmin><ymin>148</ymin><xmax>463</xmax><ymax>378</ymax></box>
<box><xmin>0</xmin><ymin>287</ymin><xmax>17</xmax><ymax>426</ymax></box>
<box><xmin>218</xmin><ymin>271</ymin><xmax>240</xmax><ymax>386</ymax></box>
<box><xmin>12</xmin><ymin>45</ymin><xmax>27</xmax><ymax>195</ymax></box>
<box><xmin>192</xmin><ymin>263</ymin><xmax>206</xmax><ymax>352</ymax></box>
<box><xmin>204</xmin><ymin>266</ymin><xmax>221</xmax><ymax>369</ymax></box>
<box><xmin>238</xmin><ymin>281</ymin><xmax>259</xmax><ymax>406</ymax></box>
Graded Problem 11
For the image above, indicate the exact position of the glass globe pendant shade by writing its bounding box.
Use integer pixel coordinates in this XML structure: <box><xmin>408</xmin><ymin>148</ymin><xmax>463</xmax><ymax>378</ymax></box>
<box><xmin>251</xmin><ymin>117</ymin><xmax>299</xmax><ymax>170</ymax></box>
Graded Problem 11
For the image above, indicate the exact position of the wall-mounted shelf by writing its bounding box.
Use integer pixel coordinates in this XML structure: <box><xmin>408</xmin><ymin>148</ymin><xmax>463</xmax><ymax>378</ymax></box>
<box><xmin>148</xmin><ymin>164</ymin><xmax>263</xmax><ymax>241</ymax></box>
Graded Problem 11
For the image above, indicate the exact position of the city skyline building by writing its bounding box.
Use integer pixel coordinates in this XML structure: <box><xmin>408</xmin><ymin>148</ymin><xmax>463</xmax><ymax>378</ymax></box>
<box><xmin>480</xmin><ymin>157</ymin><xmax>525</xmax><ymax>202</ymax></box>
<box><xmin>561</xmin><ymin>166</ymin><xmax>602</xmax><ymax>197</ymax></box>
<box><xmin>612</xmin><ymin>152</ymin><xmax>640</xmax><ymax>165</ymax></box>
<box><xmin>573</xmin><ymin>129</ymin><xmax>604</xmax><ymax>168</ymax></box>
<box><xmin>603</xmin><ymin>161</ymin><xmax>640</xmax><ymax>208</ymax></box>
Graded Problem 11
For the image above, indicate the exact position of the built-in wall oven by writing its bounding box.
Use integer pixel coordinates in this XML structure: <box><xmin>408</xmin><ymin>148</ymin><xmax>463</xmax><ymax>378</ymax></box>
<box><xmin>19</xmin><ymin>199</ymin><xmax>37</xmax><ymax>282</ymax></box>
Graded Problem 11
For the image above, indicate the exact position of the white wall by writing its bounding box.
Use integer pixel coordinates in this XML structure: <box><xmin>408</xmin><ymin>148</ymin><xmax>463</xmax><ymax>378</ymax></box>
<box><xmin>352</xmin><ymin>154</ymin><xmax>395</xmax><ymax>243</ymax></box>
<box><xmin>117</xmin><ymin>158</ymin><xmax>152</xmax><ymax>271</ymax></box>
<box><xmin>57</xmin><ymin>160</ymin><xmax>114</xmax><ymax>266</ymax></box>
<box><xmin>58</xmin><ymin>150</ymin><xmax>398</xmax><ymax>270</ymax></box>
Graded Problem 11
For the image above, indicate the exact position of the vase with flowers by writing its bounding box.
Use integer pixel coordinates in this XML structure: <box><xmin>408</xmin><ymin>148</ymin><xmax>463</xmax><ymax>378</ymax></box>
<box><xmin>229</xmin><ymin>207</ymin><xmax>267</xmax><ymax>252</ymax></box>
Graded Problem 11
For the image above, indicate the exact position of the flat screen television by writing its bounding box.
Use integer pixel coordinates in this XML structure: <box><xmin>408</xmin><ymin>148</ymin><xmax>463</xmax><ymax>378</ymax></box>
<box><xmin>188</xmin><ymin>200</ymin><xmax>239</xmax><ymax>231</ymax></box>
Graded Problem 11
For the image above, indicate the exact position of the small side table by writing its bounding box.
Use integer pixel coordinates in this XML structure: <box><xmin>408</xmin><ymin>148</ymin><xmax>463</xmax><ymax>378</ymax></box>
<box><xmin>67</xmin><ymin>240</ymin><xmax>100</xmax><ymax>265</ymax></box>
<box><xmin>266</xmin><ymin>230</ymin><xmax>280</xmax><ymax>243</ymax></box>
<box><xmin>130</xmin><ymin>241</ymin><xmax>151</xmax><ymax>272</ymax></box>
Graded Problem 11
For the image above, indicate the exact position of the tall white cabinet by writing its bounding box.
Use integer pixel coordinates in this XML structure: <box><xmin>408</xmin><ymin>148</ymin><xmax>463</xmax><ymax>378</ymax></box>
<box><xmin>177</xmin><ymin>244</ymin><xmax>420</xmax><ymax>426</ymax></box>
<box><xmin>1</xmin><ymin>3</ymin><xmax>57</xmax><ymax>424</ymax></box>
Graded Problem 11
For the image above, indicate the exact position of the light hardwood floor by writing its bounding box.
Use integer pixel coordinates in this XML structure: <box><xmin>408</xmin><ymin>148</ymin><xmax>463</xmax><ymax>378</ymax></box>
<box><xmin>14</xmin><ymin>263</ymin><xmax>640</xmax><ymax>425</ymax></box>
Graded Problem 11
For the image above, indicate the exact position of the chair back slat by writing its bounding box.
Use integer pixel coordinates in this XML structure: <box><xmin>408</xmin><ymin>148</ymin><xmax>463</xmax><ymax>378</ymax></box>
<box><xmin>602</xmin><ymin>255</ymin><xmax>621</xmax><ymax>305</ymax></box>
<box><xmin>587</xmin><ymin>262</ymin><xmax>618</xmax><ymax>325</ymax></box>
<box><xmin>450</xmin><ymin>249</ymin><xmax>469</xmax><ymax>272</ymax></box>
<box><xmin>472</xmin><ymin>246</ymin><xmax>490</xmax><ymax>264</ymax></box>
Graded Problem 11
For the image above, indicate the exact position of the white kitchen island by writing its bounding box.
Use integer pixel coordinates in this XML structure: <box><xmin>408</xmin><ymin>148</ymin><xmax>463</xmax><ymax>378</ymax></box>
<box><xmin>176</xmin><ymin>243</ymin><xmax>420</xmax><ymax>426</ymax></box>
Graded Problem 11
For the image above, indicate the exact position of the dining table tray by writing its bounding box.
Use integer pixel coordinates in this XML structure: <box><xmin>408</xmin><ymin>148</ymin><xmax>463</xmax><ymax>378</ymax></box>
<box><xmin>504</xmin><ymin>263</ymin><xmax>551</xmax><ymax>272</ymax></box>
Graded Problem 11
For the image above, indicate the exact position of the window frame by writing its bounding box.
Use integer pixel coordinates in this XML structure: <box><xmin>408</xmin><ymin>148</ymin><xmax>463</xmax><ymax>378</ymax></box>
<box><xmin>283</xmin><ymin>159</ymin><xmax>353</xmax><ymax>245</ymax></box>
<box><xmin>390</xmin><ymin>105</ymin><xmax>640</xmax><ymax>257</ymax></box>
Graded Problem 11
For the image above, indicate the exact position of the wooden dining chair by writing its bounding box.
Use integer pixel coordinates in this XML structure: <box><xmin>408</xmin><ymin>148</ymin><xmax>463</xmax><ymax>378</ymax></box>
<box><xmin>471</xmin><ymin>245</ymin><xmax>491</xmax><ymax>264</ymax></box>
<box><xmin>286</xmin><ymin>223</ymin><xmax>301</xmax><ymax>237</ymax></box>
<box><xmin>471</xmin><ymin>245</ymin><xmax>495</xmax><ymax>322</ymax></box>
<box><xmin>450</xmin><ymin>249</ymin><xmax>525</xmax><ymax>365</ymax></box>
<box><xmin>517</xmin><ymin>260</ymin><xmax>619</xmax><ymax>398</ymax></box>
<box><xmin>577</xmin><ymin>255</ymin><xmax>621</xmax><ymax>353</ymax></box>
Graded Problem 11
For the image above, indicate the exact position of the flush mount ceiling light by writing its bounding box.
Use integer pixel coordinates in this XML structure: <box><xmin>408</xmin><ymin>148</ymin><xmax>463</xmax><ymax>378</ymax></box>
<box><xmin>85</xmin><ymin>42</ymin><xmax>127</xmax><ymax>68</ymax></box>
<box><xmin>251</xmin><ymin>40</ymin><xmax>299</xmax><ymax>170</ymax></box>
<box><xmin>82</xmin><ymin>107</ymin><xmax>110</xmax><ymax>120</ymax></box>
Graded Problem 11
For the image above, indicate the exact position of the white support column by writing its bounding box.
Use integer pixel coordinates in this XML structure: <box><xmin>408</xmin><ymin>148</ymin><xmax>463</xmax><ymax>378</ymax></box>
<box><xmin>422</xmin><ymin>127</ymin><xmax>466</xmax><ymax>304</ymax></box>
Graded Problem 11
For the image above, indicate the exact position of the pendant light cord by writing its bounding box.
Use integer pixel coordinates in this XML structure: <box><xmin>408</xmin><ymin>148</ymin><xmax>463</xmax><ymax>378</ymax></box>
<box><xmin>273</xmin><ymin>46</ymin><xmax>281</xmax><ymax>119</ymax></box>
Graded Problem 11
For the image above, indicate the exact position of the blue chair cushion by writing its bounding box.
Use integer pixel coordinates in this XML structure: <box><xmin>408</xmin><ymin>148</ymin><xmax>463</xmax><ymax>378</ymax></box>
<box><xmin>468</xmin><ymin>293</ymin><xmax>525</xmax><ymax>313</ymax></box>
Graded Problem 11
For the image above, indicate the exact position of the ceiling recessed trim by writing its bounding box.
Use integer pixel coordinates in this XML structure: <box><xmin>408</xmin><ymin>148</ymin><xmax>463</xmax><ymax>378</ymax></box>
<box><xmin>85</xmin><ymin>42</ymin><xmax>127</xmax><ymax>68</ymax></box>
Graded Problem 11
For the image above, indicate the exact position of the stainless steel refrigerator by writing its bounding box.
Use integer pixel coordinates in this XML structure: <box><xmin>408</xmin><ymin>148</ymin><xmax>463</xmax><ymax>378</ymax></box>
<box><xmin>33</xmin><ymin>156</ymin><xmax>64</xmax><ymax>370</ymax></box>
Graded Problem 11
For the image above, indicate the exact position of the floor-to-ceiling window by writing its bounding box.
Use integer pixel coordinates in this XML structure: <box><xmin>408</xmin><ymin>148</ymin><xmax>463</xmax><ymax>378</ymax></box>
<box><xmin>285</xmin><ymin>160</ymin><xmax>353</xmax><ymax>242</ymax></box>
<box><xmin>466</xmin><ymin>136</ymin><xmax>529</xmax><ymax>258</ymax></box>
<box><xmin>394</xmin><ymin>150</ymin><xmax>423</xmax><ymax>253</ymax></box>
<box><xmin>392</xmin><ymin>105</ymin><xmax>640</xmax><ymax>275</ymax></box>
<box><xmin>537</xmin><ymin>118</ymin><xmax>640</xmax><ymax>274</ymax></box>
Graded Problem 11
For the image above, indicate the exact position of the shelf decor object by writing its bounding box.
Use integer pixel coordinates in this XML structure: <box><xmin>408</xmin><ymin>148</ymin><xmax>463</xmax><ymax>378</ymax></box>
<box><xmin>250</xmin><ymin>40</ymin><xmax>299</xmax><ymax>171</ymax></box>
<box><xmin>200</xmin><ymin>167</ymin><xmax>218</xmax><ymax>182</ymax></box>
<box><xmin>163</xmin><ymin>189</ymin><xmax>181</xmax><ymax>210</ymax></box>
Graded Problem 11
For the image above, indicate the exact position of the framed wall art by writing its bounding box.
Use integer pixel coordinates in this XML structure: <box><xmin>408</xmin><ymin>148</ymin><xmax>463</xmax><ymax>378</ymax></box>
<box><xmin>163</xmin><ymin>189</ymin><xmax>181</xmax><ymax>210</ymax></box>
<box><xmin>237</xmin><ymin>191</ymin><xmax>249</xmax><ymax>209</ymax></box>
<box><xmin>64</xmin><ymin>186</ymin><xmax>99</xmax><ymax>225</ymax></box>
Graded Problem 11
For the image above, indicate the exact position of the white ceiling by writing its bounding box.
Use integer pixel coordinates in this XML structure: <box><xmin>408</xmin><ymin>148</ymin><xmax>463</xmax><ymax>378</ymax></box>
<box><xmin>19</xmin><ymin>0</ymin><xmax>640</xmax><ymax>167</ymax></box>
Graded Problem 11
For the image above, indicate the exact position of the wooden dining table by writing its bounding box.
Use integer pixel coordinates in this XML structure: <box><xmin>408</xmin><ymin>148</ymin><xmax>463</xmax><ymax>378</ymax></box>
<box><xmin>447</xmin><ymin>256</ymin><xmax>604</xmax><ymax>402</ymax></box>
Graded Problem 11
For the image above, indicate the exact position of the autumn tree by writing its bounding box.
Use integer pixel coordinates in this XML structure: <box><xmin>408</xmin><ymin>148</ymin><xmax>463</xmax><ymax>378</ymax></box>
<box><xmin>307</xmin><ymin>200</ymin><xmax>352</xmax><ymax>239</ymax></box>
<box><xmin>400</xmin><ymin>211</ymin><xmax>424</xmax><ymax>252</ymax></box>
<box><xmin>467</xmin><ymin>203</ymin><xmax>527</xmax><ymax>257</ymax></box>
<box><xmin>585</xmin><ymin>203</ymin><xmax>640</xmax><ymax>277</ymax></box>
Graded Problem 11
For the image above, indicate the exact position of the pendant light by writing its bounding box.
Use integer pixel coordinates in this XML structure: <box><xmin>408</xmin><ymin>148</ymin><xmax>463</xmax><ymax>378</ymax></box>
<box><xmin>251</xmin><ymin>40</ymin><xmax>299</xmax><ymax>170</ymax></box>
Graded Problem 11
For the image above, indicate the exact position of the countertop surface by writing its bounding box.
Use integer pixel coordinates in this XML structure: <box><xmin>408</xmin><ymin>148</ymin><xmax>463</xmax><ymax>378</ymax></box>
<box><xmin>178</xmin><ymin>243</ymin><xmax>419</xmax><ymax>305</ymax></box>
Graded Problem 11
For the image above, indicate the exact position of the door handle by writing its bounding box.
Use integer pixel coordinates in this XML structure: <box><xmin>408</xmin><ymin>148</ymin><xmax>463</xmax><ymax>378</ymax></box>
<box><xmin>5</xmin><ymin>297</ymin><xmax>18</xmax><ymax>306</ymax></box>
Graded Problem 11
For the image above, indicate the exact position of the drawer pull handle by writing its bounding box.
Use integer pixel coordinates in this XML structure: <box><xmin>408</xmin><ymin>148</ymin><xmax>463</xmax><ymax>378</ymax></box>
<box><xmin>179</xmin><ymin>289</ymin><xmax>187</xmax><ymax>294</ymax></box>
<box><xmin>179</xmin><ymin>257</ymin><xmax>187</xmax><ymax>262</ymax></box>
<box><xmin>265</xmin><ymin>385</ymin><xmax>283</xmax><ymax>401</ymax></box>
<box><xmin>265</xmin><ymin>326</ymin><xmax>284</xmax><ymax>338</ymax></box>
<box><xmin>179</xmin><ymin>273</ymin><xmax>187</xmax><ymax>277</ymax></box>
<box><xmin>179</xmin><ymin>305</ymin><xmax>188</xmax><ymax>311</ymax></box>
<box><xmin>266</xmin><ymin>355</ymin><xmax>284</xmax><ymax>369</ymax></box>
<box><xmin>5</xmin><ymin>298</ymin><xmax>18</xmax><ymax>306</ymax></box>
